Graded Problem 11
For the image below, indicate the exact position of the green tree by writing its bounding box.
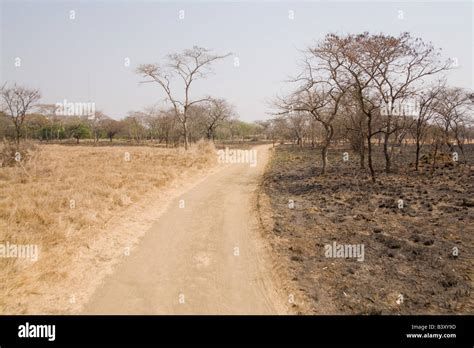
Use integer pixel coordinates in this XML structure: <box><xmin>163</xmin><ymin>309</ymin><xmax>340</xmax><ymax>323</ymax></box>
<box><xmin>67</xmin><ymin>123</ymin><xmax>91</xmax><ymax>144</ymax></box>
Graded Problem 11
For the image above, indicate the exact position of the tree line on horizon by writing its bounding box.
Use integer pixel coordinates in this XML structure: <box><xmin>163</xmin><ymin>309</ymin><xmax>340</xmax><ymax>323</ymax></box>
<box><xmin>0</xmin><ymin>46</ymin><xmax>262</xmax><ymax>147</ymax></box>
<box><xmin>1</xmin><ymin>35</ymin><xmax>473</xmax><ymax>178</ymax></box>
<box><xmin>0</xmin><ymin>104</ymin><xmax>265</xmax><ymax>146</ymax></box>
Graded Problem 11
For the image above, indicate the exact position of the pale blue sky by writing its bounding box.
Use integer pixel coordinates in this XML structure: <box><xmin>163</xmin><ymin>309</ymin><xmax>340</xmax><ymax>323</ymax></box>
<box><xmin>1</xmin><ymin>0</ymin><xmax>472</xmax><ymax>121</ymax></box>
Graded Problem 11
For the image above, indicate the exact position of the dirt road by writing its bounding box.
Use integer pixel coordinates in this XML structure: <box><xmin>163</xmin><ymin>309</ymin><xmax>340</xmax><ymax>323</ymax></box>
<box><xmin>82</xmin><ymin>144</ymin><xmax>287</xmax><ymax>314</ymax></box>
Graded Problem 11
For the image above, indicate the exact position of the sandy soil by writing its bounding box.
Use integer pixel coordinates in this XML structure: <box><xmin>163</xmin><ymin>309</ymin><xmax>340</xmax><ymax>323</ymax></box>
<box><xmin>82</xmin><ymin>144</ymin><xmax>289</xmax><ymax>314</ymax></box>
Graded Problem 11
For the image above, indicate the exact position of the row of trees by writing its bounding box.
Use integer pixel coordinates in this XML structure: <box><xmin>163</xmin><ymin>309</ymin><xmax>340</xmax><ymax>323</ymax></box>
<box><xmin>0</xmin><ymin>100</ymin><xmax>264</xmax><ymax>145</ymax></box>
<box><xmin>2</xmin><ymin>39</ymin><xmax>472</xmax><ymax>168</ymax></box>
<box><xmin>0</xmin><ymin>46</ymin><xmax>247</xmax><ymax>147</ymax></box>
<box><xmin>273</xmin><ymin>32</ymin><xmax>473</xmax><ymax>180</ymax></box>
<box><xmin>0</xmin><ymin>46</ymin><xmax>258</xmax><ymax>146</ymax></box>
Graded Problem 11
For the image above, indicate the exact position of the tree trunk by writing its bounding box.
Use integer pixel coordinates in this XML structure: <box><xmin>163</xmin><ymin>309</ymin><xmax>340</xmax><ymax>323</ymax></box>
<box><xmin>321</xmin><ymin>145</ymin><xmax>328</xmax><ymax>175</ymax></box>
<box><xmin>415</xmin><ymin>138</ymin><xmax>421</xmax><ymax>171</ymax></box>
<box><xmin>383</xmin><ymin>131</ymin><xmax>391</xmax><ymax>173</ymax></box>
<box><xmin>320</xmin><ymin>126</ymin><xmax>333</xmax><ymax>175</ymax></box>
<box><xmin>183</xmin><ymin>120</ymin><xmax>189</xmax><ymax>150</ymax></box>
<box><xmin>359</xmin><ymin>139</ymin><xmax>365</xmax><ymax>169</ymax></box>
<box><xmin>15</xmin><ymin>127</ymin><xmax>21</xmax><ymax>147</ymax></box>
<box><xmin>430</xmin><ymin>142</ymin><xmax>439</xmax><ymax>176</ymax></box>
<box><xmin>367</xmin><ymin>116</ymin><xmax>376</xmax><ymax>183</ymax></box>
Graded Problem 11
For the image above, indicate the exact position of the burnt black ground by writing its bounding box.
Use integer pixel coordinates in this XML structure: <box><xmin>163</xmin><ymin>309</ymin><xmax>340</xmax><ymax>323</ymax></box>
<box><xmin>262</xmin><ymin>143</ymin><xmax>473</xmax><ymax>314</ymax></box>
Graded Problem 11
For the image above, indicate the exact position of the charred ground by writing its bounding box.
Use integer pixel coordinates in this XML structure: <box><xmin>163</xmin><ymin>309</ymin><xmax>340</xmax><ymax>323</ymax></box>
<box><xmin>261</xmin><ymin>143</ymin><xmax>473</xmax><ymax>314</ymax></box>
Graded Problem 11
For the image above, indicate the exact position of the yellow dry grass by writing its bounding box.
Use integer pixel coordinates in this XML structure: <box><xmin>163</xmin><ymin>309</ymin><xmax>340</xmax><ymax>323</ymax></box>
<box><xmin>0</xmin><ymin>140</ymin><xmax>216</xmax><ymax>313</ymax></box>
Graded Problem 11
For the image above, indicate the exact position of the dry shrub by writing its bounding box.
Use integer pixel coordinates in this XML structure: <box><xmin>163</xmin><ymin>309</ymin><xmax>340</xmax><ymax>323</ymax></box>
<box><xmin>0</xmin><ymin>141</ymin><xmax>39</xmax><ymax>168</ymax></box>
<box><xmin>419</xmin><ymin>152</ymin><xmax>456</xmax><ymax>165</ymax></box>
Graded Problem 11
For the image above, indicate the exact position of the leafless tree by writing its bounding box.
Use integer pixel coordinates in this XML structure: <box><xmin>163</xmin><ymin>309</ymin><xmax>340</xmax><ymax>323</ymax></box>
<box><xmin>368</xmin><ymin>32</ymin><xmax>450</xmax><ymax>173</ymax></box>
<box><xmin>124</xmin><ymin>111</ymin><xmax>147</xmax><ymax>144</ymax></box>
<box><xmin>305</xmin><ymin>33</ymin><xmax>449</xmax><ymax>179</ymax></box>
<box><xmin>101</xmin><ymin>118</ymin><xmax>123</xmax><ymax>142</ymax></box>
<box><xmin>435</xmin><ymin>87</ymin><xmax>473</xmax><ymax>161</ymax></box>
<box><xmin>299</xmin><ymin>33</ymin><xmax>383</xmax><ymax>180</ymax></box>
<box><xmin>89</xmin><ymin>110</ymin><xmax>108</xmax><ymax>144</ymax></box>
<box><xmin>202</xmin><ymin>98</ymin><xmax>235</xmax><ymax>141</ymax></box>
<box><xmin>286</xmin><ymin>111</ymin><xmax>309</xmax><ymax>148</ymax></box>
<box><xmin>342</xmin><ymin>95</ymin><xmax>367</xmax><ymax>169</ymax></box>
<box><xmin>276</xmin><ymin>40</ymin><xmax>350</xmax><ymax>174</ymax></box>
<box><xmin>37</xmin><ymin>104</ymin><xmax>59</xmax><ymax>142</ymax></box>
<box><xmin>137</xmin><ymin>46</ymin><xmax>231</xmax><ymax>150</ymax></box>
<box><xmin>0</xmin><ymin>84</ymin><xmax>41</xmax><ymax>146</ymax></box>
<box><xmin>410</xmin><ymin>83</ymin><xmax>443</xmax><ymax>170</ymax></box>
<box><xmin>271</xmin><ymin>117</ymin><xmax>293</xmax><ymax>145</ymax></box>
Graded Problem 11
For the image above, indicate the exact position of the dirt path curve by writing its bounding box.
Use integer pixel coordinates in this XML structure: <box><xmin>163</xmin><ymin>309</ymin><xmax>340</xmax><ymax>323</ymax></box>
<box><xmin>82</xmin><ymin>144</ymin><xmax>287</xmax><ymax>314</ymax></box>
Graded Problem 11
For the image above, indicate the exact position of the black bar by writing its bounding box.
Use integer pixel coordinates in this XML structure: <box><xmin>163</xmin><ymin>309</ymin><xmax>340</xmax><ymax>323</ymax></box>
<box><xmin>0</xmin><ymin>315</ymin><xmax>472</xmax><ymax>346</ymax></box>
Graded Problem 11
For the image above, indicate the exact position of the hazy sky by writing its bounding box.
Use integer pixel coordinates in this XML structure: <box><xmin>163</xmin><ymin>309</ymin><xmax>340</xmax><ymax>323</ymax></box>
<box><xmin>1</xmin><ymin>0</ymin><xmax>472</xmax><ymax>121</ymax></box>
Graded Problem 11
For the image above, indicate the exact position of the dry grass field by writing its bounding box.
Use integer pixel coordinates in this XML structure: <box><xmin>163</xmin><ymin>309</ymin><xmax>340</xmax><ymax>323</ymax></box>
<box><xmin>0</xmin><ymin>141</ymin><xmax>217</xmax><ymax>314</ymax></box>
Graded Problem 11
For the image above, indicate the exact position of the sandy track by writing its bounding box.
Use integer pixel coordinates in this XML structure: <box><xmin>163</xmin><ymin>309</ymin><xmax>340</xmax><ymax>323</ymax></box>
<box><xmin>82</xmin><ymin>144</ymin><xmax>287</xmax><ymax>314</ymax></box>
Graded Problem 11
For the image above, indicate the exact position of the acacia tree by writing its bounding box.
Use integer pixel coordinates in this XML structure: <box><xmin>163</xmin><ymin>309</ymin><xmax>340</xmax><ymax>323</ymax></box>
<box><xmin>303</xmin><ymin>33</ymin><xmax>384</xmax><ymax>181</ymax></box>
<box><xmin>367</xmin><ymin>33</ymin><xmax>450</xmax><ymax>173</ymax></box>
<box><xmin>37</xmin><ymin>104</ymin><xmax>62</xmax><ymax>142</ymax></box>
<box><xmin>101</xmin><ymin>118</ymin><xmax>123</xmax><ymax>142</ymax></box>
<box><xmin>272</xmin><ymin>117</ymin><xmax>293</xmax><ymax>145</ymax></box>
<box><xmin>203</xmin><ymin>98</ymin><xmax>235</xmax><ymax>141</ymax></box>
<box><xmin>276</xmin><ymin>40</ymin><xmax>350</xmax><ymax>174</ymax></box>
<box><xmin>66</xmin><ymin>119</ymin><xmax>90</xmax><ymax>144</ymax></box>
<box><xmin>89</xmin><ymin>110</ymin><xmax>107</xmax><ymax>144</ymax></box>
<box><xmin>342</xmin><ymin>93</ymin><xmax>367</xmax><ymax>169</ymax></box>
<box><xmin>124</xmin><ymin>111</ymin><xmax>147</xmax><ymax>144</ymax></box>
<box><xmin>286</xmin><ymin>111</ymin><xmax>309</xmax><ymax>148</ymax></box>
<box><xmin>137</xmin><ymin>46</ymin><xmax>230</xmax><ymax>150</ymax></box>
<box><xmin>280</xmin><ymin>85</ymin><xmax>346</xmax><ymax>174</ymax></box>
<box><xmin>410</xmin><ymin>83</ymin><xmax>443</xmax><ymax>170</ymax></box>
<box><xmin>308</xmin><ymin>33</ymin><xmax>449</xmax><ymax>179</ymax></box>
<box><xmin>435</xmin><ymin>87</ymin><xmax>473</xmax><ymax>161</ymax></box>
<box><xmin>159</xmin><ymin>109</ymin><xmax>179</xmax><ymax>146</ymax></box>
<box><xmin>0</xmin><ymin>84</ymin><xmax>41</xmax><ymax>146</ymax></box>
